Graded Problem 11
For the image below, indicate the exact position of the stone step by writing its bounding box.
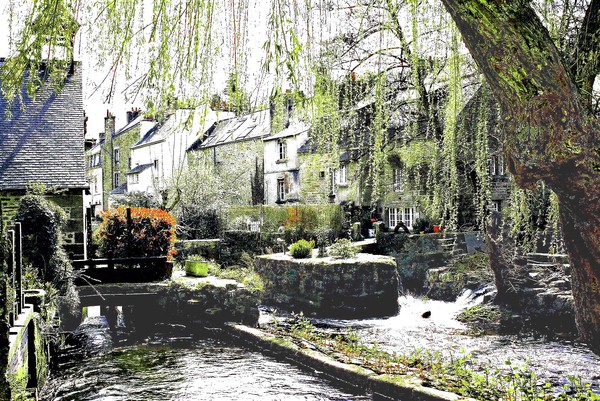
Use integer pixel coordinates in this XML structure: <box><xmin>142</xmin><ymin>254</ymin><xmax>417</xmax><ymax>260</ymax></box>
<box><xmin>526</xmin><ymin>253</ymin><xmax>569</xmax><ymax>264</ymax></box>
<box><xmin>527</xmin><ymin>262</ymin><xmax>571</xmax><ymax>270</ymax></box>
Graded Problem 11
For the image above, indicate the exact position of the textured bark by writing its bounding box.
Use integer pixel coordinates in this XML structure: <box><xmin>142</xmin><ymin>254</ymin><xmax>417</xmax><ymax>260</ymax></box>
<box><xmin>440</xmin><ymin>0</ymin><xmax>600</xmax><ymax>352</ymax></box>
<box><xmin>485</xmin><ymin>212</ymin><xmax>515</xmax><ymax>305</ymax></box>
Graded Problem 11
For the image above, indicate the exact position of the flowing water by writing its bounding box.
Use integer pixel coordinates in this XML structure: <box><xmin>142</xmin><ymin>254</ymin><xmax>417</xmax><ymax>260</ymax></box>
<box><xmin>40</xmin><ymin>328</ymin><xmax>372</xmax><ymax>401</ymax></box>
<box><xmin>309</xmin><ymin>290</ymin><xmax>600</xmax><ymax>390</ymax></box>
<box><xmin>42</xmin><ymin>290</ymin><xmax>600</xmax><ymax>400</ymax></box>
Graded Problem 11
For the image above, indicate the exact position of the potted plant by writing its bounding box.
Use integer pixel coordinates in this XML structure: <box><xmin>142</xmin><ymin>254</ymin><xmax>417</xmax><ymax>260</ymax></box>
<box><xmin>184</xmin><ymin>255</ymin><xmax>210</xmax><ymax>277</ymax></box>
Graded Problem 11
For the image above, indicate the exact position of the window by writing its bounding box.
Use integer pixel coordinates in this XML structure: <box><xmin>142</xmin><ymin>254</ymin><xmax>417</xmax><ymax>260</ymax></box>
<box><xmin>130</xmin><ymin>173</ymin><xmax>139</xmax><ymax>184</ymax></box>
<box><xmin>389</xmin><ymin>208</ymin><xmax>400</xmax><ymax>228</ymax></box>
<box><xmin>335</xmin><ymin>165</ymin><xmax>348</xmax><ymax>185</ymax></box>
<box><xmin>388</xmin><ymin>207</ymin><xmax>415</xmax><ymax>229</ymax></box>
<box><xmin>490</xmin><ymin>155</ymin><xmax>504</xmax><ymax>175</ymax></box>
<box><xmin>492</xmin><ymin>200</ymin><xmax>502</xmax><ymax>212</ymax></box>
<box><xmin>278</xmin><ymin>140</ymin><xmax>287</xmax><ymax>160</ymax></box>
<box><xmin>114</xmin><ymin>148</ymin><xmax>120</xmax><ymax>164</ymax></box>
<box><xmin>277</xmin><ymin>178</ymin><xmax>285</xmax><ymax>201</ymax></box>
<box><xmin>113</xmin><ymin>173</ymin><xmax>120</xmax><ymax>187</ymax></box>
<box><xmin>403</xmin><ymin>207</ymin><xmax>414</xmax><ymax>227</ymax></box>
<box><xmin>319</xmin><ymin>171</ymin><xmax>326</xmax><ymax>179</ymax></box>
<box><xmin>153</xmin><ymin>159</ymin><xmax>160</xmax><ymax>175</ymax></box>
<box><xmin>128</xmin><ymin>157</ymin><xmax>132</xmax><ymax>169</ymax></box>
<box><xmin>392</xmin><ymin>168</ymin><xmax>404</xmax><ymax>191</ymax></box>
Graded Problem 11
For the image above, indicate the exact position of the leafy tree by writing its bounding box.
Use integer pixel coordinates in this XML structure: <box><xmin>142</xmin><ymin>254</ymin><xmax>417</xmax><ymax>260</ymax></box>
<box><xmin>438</xmin><ymin>0</ymin><xmax>600</xmax><ymax>353</ymax></box>
<box><xmin>166</xmin><ymin>153</ymin><xmax>252</xmax><ymax>239</ymax></box>
<box><xmin>2</xmin><ymin>0</ymin><xmax>599</xmax><ymax>352</ymax></box>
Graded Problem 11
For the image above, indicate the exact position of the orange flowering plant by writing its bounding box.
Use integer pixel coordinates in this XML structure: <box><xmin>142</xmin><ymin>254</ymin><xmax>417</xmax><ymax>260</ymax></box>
<box><xmin>96</xmin><ymin>206</ymin><xmax>177</xmax><ymax>259</ymax></box>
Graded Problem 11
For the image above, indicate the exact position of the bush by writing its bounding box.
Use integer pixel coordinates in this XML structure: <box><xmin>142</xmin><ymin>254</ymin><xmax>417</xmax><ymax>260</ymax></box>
<box><xmin>413</xmin><ymin>217</ymin><xmax>434</xmax><ymax>233</ymax></box>
<box><xmin>96</xmin><ymin>206</ymin><xmax>176</xmax><ymax>259</ymax></box>
<box><xmin>374</xmin><ymin>231</ymin><xmax>409</xmax><ymax>255</ymax></box>
<box><xmin>328</xmin><ymin>238</ymin><xmax>359</xmax><ymax>259</ymax></box>
<box><xmin>313</xmin><ymin>227</ymin><xmax>335</xmax><ymax>257</ymax></box>
<box><xmin>15</xmin><ymin>194</ymin><xmax>72</xmax><ymax>293</ymax></box>
<box><xmin>289</xmin><ymin>239</ymin><xmax>314</xmax><ymax>259</ymax></box>
<box><xmin>177</xmin><ymin>206</ymin><xmax>222</xmax><ymax>239</ymax></box>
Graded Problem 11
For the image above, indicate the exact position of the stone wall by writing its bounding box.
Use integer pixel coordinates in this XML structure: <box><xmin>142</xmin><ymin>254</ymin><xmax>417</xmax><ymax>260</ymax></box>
<box><xmin>68</xmin><ymin>277</ymin><xmax>261</xmax><ymax>331</ymax></box>
<box><xmin>0</xmin><ymin>190</ymin><xmax>86</xmax><ymax>258</ymax></box>
<box><xmin>255</xmin><ymin>253</ymin><xmax>399</xmax><ymax>317</ymax></box>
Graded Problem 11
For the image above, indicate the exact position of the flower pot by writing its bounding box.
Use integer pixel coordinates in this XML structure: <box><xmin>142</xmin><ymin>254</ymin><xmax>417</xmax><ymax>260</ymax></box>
<box><xmin>185</xmin><ymin>260</ymin><xmax>209</xmax><ymax>277</ymax></box>
<box><xmin>433</xmin><ymin>225</ymin><xmax>440</xmax><ymax>233</ymax></box>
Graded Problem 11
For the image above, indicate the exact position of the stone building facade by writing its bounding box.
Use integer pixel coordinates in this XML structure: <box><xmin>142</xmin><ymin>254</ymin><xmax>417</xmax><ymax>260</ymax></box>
<box><xmin>0</xmin><ymin>62</ymin><xmax>88</xmax><ymax>257</ymax></box>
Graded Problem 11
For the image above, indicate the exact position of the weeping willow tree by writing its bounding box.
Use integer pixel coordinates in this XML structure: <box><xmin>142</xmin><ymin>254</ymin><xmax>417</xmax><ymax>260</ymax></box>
<box><xmin>2</xmin><ymin>0</ymin><xmax>599</xmax><ymax>352</ymax></box>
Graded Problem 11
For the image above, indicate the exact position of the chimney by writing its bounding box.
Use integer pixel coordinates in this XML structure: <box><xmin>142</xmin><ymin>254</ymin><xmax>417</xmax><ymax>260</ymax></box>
<box><xmin>126</xmin><ymin>107</ymin><xmax>142</xmax><ymax>124</ymax></box>
<box><xmin>104</xmin><ymin>111</ymin><xmax>115</xmax><ymax>139</ymax></box>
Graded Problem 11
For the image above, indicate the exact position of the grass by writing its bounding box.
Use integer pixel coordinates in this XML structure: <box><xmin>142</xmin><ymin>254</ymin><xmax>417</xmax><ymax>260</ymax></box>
<box><xmin>262</xmin><ymin>313</ymin><xmax>599</xmax><ymax>401</ymax></box>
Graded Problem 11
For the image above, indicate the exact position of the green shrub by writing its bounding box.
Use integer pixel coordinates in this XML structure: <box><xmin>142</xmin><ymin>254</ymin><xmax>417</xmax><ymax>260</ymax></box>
<box><xmin>328</xmin><ymin>238</ymin><xmax>359</xmax><ymax>259</ymax></box>
<box><xmin>15</xmin><ymin>194</ymin><xmax>72</xmax><ymax>293</ymax></box>
<box><xmin>413</xmin><ymin>217</ymin><xmax>434</xmax><ymax>233</ymax></box>
<box><xmin>313</xmin><ymin>227</ymin><xmax>335</xmax><ymax>257</ymax></box>
<box><xmin>96</xmin><ymin>206</ymin><xmax>176</xmax><ymax>259</ymax></box>
<box><xmin>177</xmin><ymin>206</ymin><xmax>222</xmax><ymax>239</ymax></box>
<box><xmin>289</xmin><ymin>239</ymin><xmax>314</xmax><ymax>259</ymax></box>
<box><xmin>374</xmin><ymin>231</ymin><xmax>409</xmax><ymax>255</ymax></box>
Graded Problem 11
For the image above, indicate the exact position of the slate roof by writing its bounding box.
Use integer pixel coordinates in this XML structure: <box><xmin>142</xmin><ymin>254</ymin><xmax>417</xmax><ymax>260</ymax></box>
<box><xmin>0</xmin><ymin>63</ymin><xmax>87</xmax><ymax>191</ymax></box>
<box><xmin>263</xmin><ymin>121</ymin><xmax>310</xmax><ymax>141</ymax></box>
<box><xmin>132</xmin><ymin>124</ymin><xmax>161</xmax><ymax>148</ymax></box>
<box><xmin>197</xmin><ymin>109</ymin><xmax>270</xmax><ymax>149</ymax></box>
<box><xmin>126</xmin><ymin>163</ymin><xmax>153</xmax><ymax>175</ymax></box>
<box><xmin>111</xmin><ymin>183</ymin><xmax>128</xmax><ymax>194</ymax></box>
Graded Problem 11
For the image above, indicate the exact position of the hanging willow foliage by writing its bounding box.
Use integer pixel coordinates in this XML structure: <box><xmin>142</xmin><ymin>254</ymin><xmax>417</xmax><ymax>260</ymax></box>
<box><xmin>2</xmin><ymin>0</ymin><xmax>584</xmax><ymax>244</ymax></box>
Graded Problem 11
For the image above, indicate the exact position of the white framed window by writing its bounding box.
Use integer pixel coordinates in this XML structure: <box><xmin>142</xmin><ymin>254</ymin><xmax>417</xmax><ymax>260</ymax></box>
<box><xmin>393</xmin><ymin>168</ymin><xmax>404</xmax><ymax>191</ymax></box>
<box><xmin>403</xmin><ymin>207</ymin><xmax>414</xmax><ymax>227</ymax></box>
<box><xmin>389</xmin><ymin>208</ymin><xmax>400</xmax><ymax>228</ymax></box>
<box><xmin>114</xmin><ymin>148</ymin><xmax>120</xmax><ymax>164</ymax></box>
<box><xmin>277</xmin><ymin>178</ymin><xmax>285</xmax><ymax>201</ymax></box>
<box><xmin>278</xmin><ymin>140</ymin><xmax>287</xmax><ymax>160</ymax></box>
<box><xmin>335</xmin><ymin>165</ymin><xmax>348</xmax><ymax>185</ymax></box>
<box><xmin>490</xmin><ymin>155</ymin><xmax>504</xmax><ymax>175</ymax></box>
<box><xmin>114</xmin><ymin>173</ymin><xmax>120</xmax><ymax>187</ymax></box>
<box><xmin>388</xmin><ymin>207</ymin><xmax>415</xmax><ymax>229</ymax></box>
<box><xmin>130</xmin><ymin>173</ymin><xmax>139</xmax><ymax>184</ymax></box>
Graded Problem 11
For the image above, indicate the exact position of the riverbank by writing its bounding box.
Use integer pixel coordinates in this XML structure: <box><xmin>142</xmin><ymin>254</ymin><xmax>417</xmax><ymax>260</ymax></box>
<box><xmin>239</xmin><ymin>310</ymin><xmax>599</xmax><ymax>401</ymax></box>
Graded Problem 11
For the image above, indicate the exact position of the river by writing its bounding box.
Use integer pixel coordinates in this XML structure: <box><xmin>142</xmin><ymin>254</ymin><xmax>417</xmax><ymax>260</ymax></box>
<box><xmin>41</xmin><ymin>291</ymin><xmax>600</xmax><ymax>400</ymax></box>
<box><xmin>40</xmin><ymin>329</ymin><xmax>373</xmax><ymax>401</ymax></box>
<box><xmin>310</xmin><ymin>291</ymin><xmax>600</xmax><ymax>390</ymax></box>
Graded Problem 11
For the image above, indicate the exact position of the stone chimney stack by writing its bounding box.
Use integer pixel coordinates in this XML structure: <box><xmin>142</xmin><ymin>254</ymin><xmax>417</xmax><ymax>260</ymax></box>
<box><xmin>126</xmin><ymin>107</ymin><xmax>142</xmax><ymax>124</ymax></box>
<box><xmin>104</xmin><ymin>110</ymin><xmax>115</xmax><ymax>139</ymax></box>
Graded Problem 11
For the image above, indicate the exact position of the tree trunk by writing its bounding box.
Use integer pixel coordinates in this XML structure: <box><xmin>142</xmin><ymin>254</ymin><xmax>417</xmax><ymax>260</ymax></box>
<box><xmin>485</xmin><ymin>212</ymin><xmax>516</xmax><ymax>306</ymax></box>
<box><xmin>440</xmin><ymin>0</ymin><xmax>600</xmax><ymax>352</ymax></box>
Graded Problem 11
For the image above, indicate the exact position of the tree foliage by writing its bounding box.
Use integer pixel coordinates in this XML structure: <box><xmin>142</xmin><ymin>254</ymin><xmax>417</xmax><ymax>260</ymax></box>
<box><xmin>96</xmin><ymin>206</ymin><xmax>176</xmax><ymax>258</ymax></box>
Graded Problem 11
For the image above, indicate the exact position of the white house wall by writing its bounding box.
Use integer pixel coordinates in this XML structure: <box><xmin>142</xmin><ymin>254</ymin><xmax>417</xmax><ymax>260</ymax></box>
<box><xmin>263</xmin><ymin>129</ymin><xmax>309</xmax><ymax>204</ymax></box>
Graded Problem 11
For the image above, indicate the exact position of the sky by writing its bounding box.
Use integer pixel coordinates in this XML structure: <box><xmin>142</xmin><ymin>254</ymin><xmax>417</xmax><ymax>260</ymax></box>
<box><xmin>0</xmin><ymin>0</ymin><xmax>282</xmax><ymax>138</ymax></box>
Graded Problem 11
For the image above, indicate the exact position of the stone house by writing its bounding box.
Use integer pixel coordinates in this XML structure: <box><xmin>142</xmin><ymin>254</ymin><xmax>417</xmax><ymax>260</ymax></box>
<box><xmin>87</xmin><ymin>109</ymin><xmax>156</xmax><ymax>210</ymax></box>
<box><xmin>189</xmin><ymin>109</ymin><xmax>271</xmax><ymax>206</ymax></box>
<box><xmin>263</xmin><ymin>122</ymin><xmax>310</xmax><ymax>204</ymax></box>
<box><xmin>127</xmin><ymin>108</ymin><xmax>232</xmax><ymax>199</ymax></box>
<box><xmin>0</xmin><ymin>62</ymin><xmax>88</xmax><ymax>258</ymax></box>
